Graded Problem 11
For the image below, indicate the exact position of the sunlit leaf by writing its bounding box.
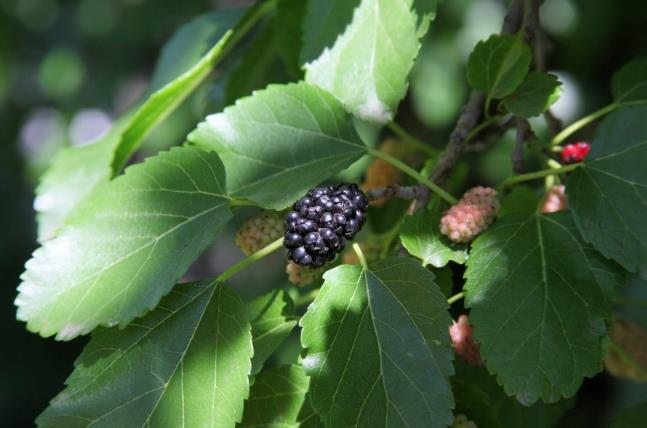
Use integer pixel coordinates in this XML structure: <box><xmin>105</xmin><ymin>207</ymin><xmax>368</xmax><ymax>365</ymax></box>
<box><xmin>17</xmin><ymin>147</ymin><xmax>232</xmax><ymax>340</ymax></box>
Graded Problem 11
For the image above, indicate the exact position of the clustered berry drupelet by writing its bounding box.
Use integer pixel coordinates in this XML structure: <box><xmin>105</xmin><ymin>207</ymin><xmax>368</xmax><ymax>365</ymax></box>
<box><xmin>285</xmin><ymin>261</ymin><xmax>326</xmax><ymax>287</ymax></box>
<box><xmin>440</xmin><ymin>186</ymin><xmax>500</xmax><ymax>243</ymax></box>
<box><xmin>449</xmin><ymin>315</ymin><xmax>483</xmax><ymax>366</ymax></box>
<box><xmin>236</xmin><ymin>211</ymin><xmax>284</xmax><ymax>256</ymax></box>
<box><xmin>561</xmin><ymin>141</ymin><xmax>591</xmax><ymax>164</ymax></box>
<box><xmin>284</xmin><ymin>184</ymin><xmax>368</xmax><ymax>267</ymax></box>
<box><xmin>451</xmin><ymin>414</ymin><xmax>478</xmax><ymax>428</ymax></box>
<box><xmin>361</xmin><ymin>138</ymin><xmax>404</xmax><ymax>206</ymax></box>
<box><xmin>542</xmin><ymin>185</ymin><xmax>568</xmax><ymax>213</ymax></box>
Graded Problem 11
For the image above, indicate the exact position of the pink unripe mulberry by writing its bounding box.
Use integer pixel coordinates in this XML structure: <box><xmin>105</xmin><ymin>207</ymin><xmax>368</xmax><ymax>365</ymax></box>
<box><xmin>440</xmin><ymin>186</ymin><xmax>499</xmax><ymax>243</ymax></box>
<box><xmin>542</xmin><ymin>185</ymin><xmax>567</xmax><ymax>213</ymax></box>
<box><xmin>449</xmin><ymin>315</ymin><xmax>483</xmax><ymax>366</ymax></box>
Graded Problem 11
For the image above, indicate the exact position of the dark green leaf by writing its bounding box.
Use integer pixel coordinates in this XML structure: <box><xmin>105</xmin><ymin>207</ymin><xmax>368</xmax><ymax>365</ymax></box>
<box><xmin>452</xmin><ymin>362</ymin><xmax>574</xmax><ymax>428</ymax></box>
<box><xmin>567</xmin><ymin>106</ymin><xmax>647</xmax><ymax>274</ymax></box>
<box><xmin>611</xmin><ymin>401</ymin><xmax>647</xmax><ymax>428</ymax></box>
<box><xmin>400</xmin><ymin>202</ymin><xmax>468</xmax><ymax>268</ymax></box>
<box><xmin>299</xmin><ymin>0</ymin><xmax>360</xmax><ymax>65</ymax></box>
<box><xmin>189</xmin><ymin>82</ymin><xmax>366</xmax><ymax>208</ymax></box>
<box><xmin>502</xmin><ymin>72</ymin><xmax>562</xmax><ymax>118</ymax></box>
<box><xmin>465</xmin><ymin>212</ymin><xmax>612</xmax><ymax>405</ymax></box>
<box><xmin>17</xmin><ymin>147</ymin><xmax>232</xmax><ymax>340</ymax></box>
<box><xmin>300</xmin><ymin>257</ymin><xmax>454</xmax><ymax>427</ymax></box>
<box><xmin>273</xmin><ymin>0</ymin><xmax>307</xmax><ymax>76</ymax></box>
<box><xmin>498</xmin><ymin>185</ymin><xmax>540</xmax><ymax>217</ymax></box>
<box><xmin>240</xmin><ymin>365</ymin><xmax>309</xmax><ymax>428</ymax></box>
<box><xmin>247</xmin><ymin>289</ymin><xmax>298</xmax><ymax>376</ymax></box>
<box><xmin>304</xmin><ymin>0</ymin><xmax>434</xmax><ymax>123</ymax></box>
<box><xmin>611</xmin><ymin>57</ymin><xmax>647</xmax><ymax>104</ymax></box>
<box><xmin>37</xmin><ymin>280</ymin><xmax>253</xmax><ymax>427</ymax></box>
<box><xmin>467</xmin><ymin>34</ymin><xmax>532</xmax><ymax>99</ymax></box>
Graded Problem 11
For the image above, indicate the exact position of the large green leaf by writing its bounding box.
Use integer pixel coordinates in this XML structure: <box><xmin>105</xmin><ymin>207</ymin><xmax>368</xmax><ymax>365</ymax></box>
<box><xmin>300</xmin><ymin>257</ymin><xmax>454</xmax><ymax>427</ymax></box>
<box><xmin>240</xmin><ymin>365</ymin><xmax>309</xmax><ymax>428</ymax></box>
<box><xmin>34</xmin><ymin>9</ymin><xmax>247</xmax><ymax>242</ymax></box>
<box><xmin>188</xmin><ymin>82</ymin><xmax>366</xmax><ymax>208</ymax></box>
<box><xmin>567</xmin><ymin>106</ymin><xmax>647</xmax><ymax>274</ymax></box>
<box><xmin>16</xmin><ymin>147</ymin><xmax>232</xmax><ymax>340</ymax></box>
<box><xmin>37</xmin><ymin>280</ymin><xmax>253</xmax><ymax>428</ymax></box>
<box><xmin>247</xmin><ymin>289</ymin><xmax>298</xmax><ymax>376</ymax></box>
<box><xmin>452</xmin><ymin>362</ymin><xmax>573</xmax><ymax>428</ymax></box>
<box><xmin>611</xmin><ymin>57</ymin><xmax>647</xmax><ymax>104</ymax></box>
<box><xmin>501</xmin><ymin>72</ymin><xmax>562</xmax><ymax>118</ymax></box>
<box><xmin>467</xmin><ymin>34</ymin><xmax>532</xmax><ymax>99</ymax></box>
<box><xmin>400</xmin><ymin>201</ymin><xmax>468</xmax><ymax>268</ymax></box>
<box><xmin>304</xmin><ymin>0</ymin><xmax>436</xmax><ymax>124</ymax></box>
<box><xmin>465</xmin><ymin>212</ymin><xmax>613</xmax><ymax>405</ymax></box>
<box><xmin>299</xmin><ymin>0</ymin><xmax>360</xmax><ymax>64</ymax></box>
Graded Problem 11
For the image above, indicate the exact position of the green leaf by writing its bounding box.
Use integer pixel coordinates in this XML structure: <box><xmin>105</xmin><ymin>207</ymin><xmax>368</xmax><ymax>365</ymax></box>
<box><xmin>34</xmin><ymin>121</ymin><xmax>126</xmax><ymax>241</ymax></box>
<box><xmin>611</xmin><ymin>57</ymin><xmax>647</xmax><ymax>104</ymax></box>
<box><xmin>147</xmin><ymin>8</ymin><xmax>246</xmax><ymax>94</ymax></box>
<box><xmin>16</xmin><ymin>147</ymin><xmax>232</xmax><ymax>340</ymax></box>
<box><xmin>300</xmin><ymin>257</ymin><xmax>454</xmax><ymax>427</ymax></box>
<box><xmin>465</xmin><ymin>211</ymin><xmax>613</xmax><ymax>405</ymax></box>
<box><xmin>189</xmin><ymin>82</ymin><xmax>366</xmax><ymax>208</ymax></box>
<box><xmin>452</xmin><ymin>362</ymin><xmax>574</xmax><ymax>428</ymax></box>
<box><xmin>247</xmin><ymin>289</ymin><xmax>298</xmax><ymax>376</ymax></box>
<box><xmin>498</xmin><ymin>185</ymin><xmax>540</xmax><ymax>217</ymax></box>
<box><xmin>299</xmin><ymin>0</ymin><xmax>360</xmax><ymax>64</ymax></box>
<box><xmin>273</xmin><ymin>0</ymin><xmax>307</xmax><ymax>77</ymax></box>
<box><xmin>400</xmin><ymin>202</ymin><xmax>468</xmax><ymax>267</ymax></box>
<box><xmin>304</xmin><ymin>0</ymin><xmax>435</xmax><ymax>124</ymax></box>
<box><xmin>467</xmin><ymin>34</ymin><xmax>532</xmax><ymax>99</ymax></box>
<box><xmin>34</xmin><ymin>10</ymin><xmax>245</xmax><ymax>241</ymax></box>
<box><xmin>502</xmin><ymin>72</ymin><xmax>562</xmax><ymax>118</ymax></box>
<box><xmin>566</xmin><ymin>106</ymin><xmax>647</xmax><ymax>274</ymax></box>
<box><xmin>37</xmin><ymin>280</ymin><xmax>253</xmax><ymax>428</ymax></box>
<box><xmin>611</xmin><ymin>401</ymin><xmax>647</xmax><ymax>428</ymax></box>
<box><xmin>240</xmin><ymin>365</ymin><xmax>309</xmax><ymax>428</ymax></box>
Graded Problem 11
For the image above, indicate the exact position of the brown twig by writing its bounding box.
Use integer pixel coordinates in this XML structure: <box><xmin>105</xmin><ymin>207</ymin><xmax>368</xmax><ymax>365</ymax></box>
<box><xmin>412</xmin><ymin>0</ymin><xmax>526</xmax><ymax>210</ymax></box>
<box><xmin>366</xmin><ymin>184</ymin><xmax>420</xmax><ymax>202</ymax></box>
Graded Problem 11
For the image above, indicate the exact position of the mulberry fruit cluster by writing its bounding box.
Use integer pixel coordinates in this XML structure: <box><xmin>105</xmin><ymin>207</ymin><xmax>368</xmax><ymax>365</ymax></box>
<box><xmin>440</xmin><ymin>186</ymin><xmax>500</xmax><ymax>243</ymax></box>
<box><xmin>451</xmin><ymin>414</ymin><xmax>478</xmax><ymax>428</ymax></box>
<box><xmin>284</xmin><ymin>184</ymin><xmax>368</xmax><ymax>267</ymax></box>
<box><xmin>541</xmin><ymin>185</ymin><xmax>568</xmax><ymax>213</ymax></box>
<box><xmin>236</xmin><ymin>211</ymin><xmax>283</xmax><ymax>256</ymax></box>
<box><xmin>449</xmin><ymin>315</ymin><xmax>483</xmax><ymax>366</ymax></box>
<box><xmin>561</xmin><ymin>141</ymin><xmax>591</xmax><ymax>164</ymax></box>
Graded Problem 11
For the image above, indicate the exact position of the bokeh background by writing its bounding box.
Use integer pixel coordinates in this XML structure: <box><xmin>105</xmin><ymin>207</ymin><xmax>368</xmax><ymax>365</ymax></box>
<box><xmin>2</xmin><ymin>0</ymin><xmax>647</xmax><ymax>426</ymax></box>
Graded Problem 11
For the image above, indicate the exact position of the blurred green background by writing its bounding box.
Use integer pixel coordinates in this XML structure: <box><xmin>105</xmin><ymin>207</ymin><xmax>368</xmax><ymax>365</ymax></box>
<box><xmin>1</xmin><ymin>0</ymin><xmax>647</xmax><ymax>426</ymax></box>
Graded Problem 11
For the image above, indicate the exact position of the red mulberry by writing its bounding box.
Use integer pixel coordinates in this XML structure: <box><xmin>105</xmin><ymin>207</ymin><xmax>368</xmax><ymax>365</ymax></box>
<box><xmin>561</xmin><ymin>141</ymin><xmax>591</xmax><ymax>164</ymax></box>
<box><xmin>440</xmin><ymin>187</ymin><xmax>499</xmax><ymax>243</ymax></box>
<box><xmin>449</xmin><ymin>315</ymin><xmax>483</xmax><ymax>366</ymax></box>
<box><xmin>542</xmin><ymin>185</ymin><xmax>567</xmax><ymax>213</ymax></box>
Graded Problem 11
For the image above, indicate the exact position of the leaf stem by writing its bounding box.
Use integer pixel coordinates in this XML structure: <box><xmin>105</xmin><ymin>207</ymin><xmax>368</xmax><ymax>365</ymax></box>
<box><xmin>447</xmin><ymin>291</ymin><xmax>465</xmax><ymax>305</ymax></box>
<box><xmin>500</xmin><ymin>164</ymin><xmax>579</xmax><ymax>188</ymax></box>
<box><xmin>550</xmin><ymin>103</ymin><xmax>618</xmax><ymax>146</ymax></box>
<box><xmin>387</xmin><ymin>122</ymin><xmax>437</xmax><ymax>155</ymax></box>
<box><xmin>218</xmin><ymin>237</ymin><xmax>284</xmax><ymax>282</ymax></box>
<box><xmin>366</xmin><ymin>147</ymin><xmax>459</xmax><ymax>205</ymax></box>
<box><xmin>608</xmin><ymin>339</ymin><xmax>647</xmax><ymax>380</ymax></box>
<box><xmin>352</xmin><ymin>243</ymin><xmax>368</xmax><ymax>271</ymax></box>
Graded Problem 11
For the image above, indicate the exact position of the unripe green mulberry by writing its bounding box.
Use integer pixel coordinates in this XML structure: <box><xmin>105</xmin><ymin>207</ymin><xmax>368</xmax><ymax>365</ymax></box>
<box><xmin>451</xmin><ymin>414</ymin><xmax>478</xmax><ymax>428</ymax></box>
<box><xmin>285</xmin><ymin>261</ymin><xmax>327</xmax><ymax>287</ymax></box>
<box><xmin>236</xmin><ymin>211</ymin><xmax>283</xmax><ymax>256</ymax></box>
